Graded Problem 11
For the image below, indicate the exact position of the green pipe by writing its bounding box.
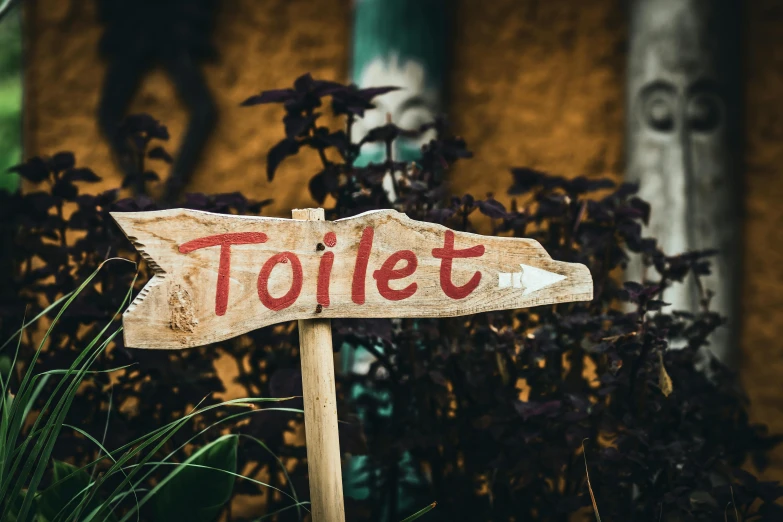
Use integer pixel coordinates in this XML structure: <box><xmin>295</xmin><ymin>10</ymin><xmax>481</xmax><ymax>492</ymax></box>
<box><xmin>344</xmin><ymin>1</ymin><xmax>449</xmax><ymax>519</ymax></box>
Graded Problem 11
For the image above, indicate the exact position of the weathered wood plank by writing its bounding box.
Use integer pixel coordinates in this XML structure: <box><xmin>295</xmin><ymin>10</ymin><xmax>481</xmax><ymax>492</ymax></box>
<box><xmin>111</xmin><ymin>208</ymin><xmax>593</xmax><ymax>349</ymax></box>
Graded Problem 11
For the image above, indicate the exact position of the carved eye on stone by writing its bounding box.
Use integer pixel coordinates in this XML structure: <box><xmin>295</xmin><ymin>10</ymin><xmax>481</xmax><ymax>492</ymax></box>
<box><xmin>643</xmin><ymin>92</ymin><xmax>676</xmax><ymax>133</ymax></box>
<box><xmin>686</xmin><ymin>93</ymin><xmax>721</xmax><ymax>133</ymax></box>
<box><xmin>639</xmin><ymin>81</ymin><xmax>677</xmax><ymax>133</ymax></box>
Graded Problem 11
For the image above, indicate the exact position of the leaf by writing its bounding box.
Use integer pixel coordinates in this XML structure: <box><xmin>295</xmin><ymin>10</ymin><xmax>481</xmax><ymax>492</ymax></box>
<box><xmin>477</xmin><ymin>198</ymin><xmax>507</xmax><ymax>219</ymax></box>
<box><xmin>266</xmin><ymin>138</ymin><xmax>300</xmax><ymax>181</ymax></box>
<box><xmin>0</xmin><ymin>355</ymin><xmax>11</xmax><ymax>383</ymax></box>
<box><xmin>428</xmin><ymin>371</ymin><xmax>448</xmax><ymax>387</ymax></box>
<box><xmin>63</xmin><ymin>168</ymin><xmax>102</xmax><ymax>183</ymax></box>
<box><xmin>283</xmin><ymin>112</ymin><xmax>319</xmax><ymax>139</ymax></box>
<box><xmin>52</xmin><ymin>179</ymin><xmax>78</xmax><ymax>200</ymax></box>
<box><xmin>247</xmin><ymin>198</ymin><xmax>274</xmax><ymax>213</ymax></box>
<box><xmin>9</xmin><ymin>157</ymin><xmax>50</xmax><ymax>183</ymax></box>
<box><xmin>142</xmin><ymin>171</ymin><xmax>160</xmax><ymax>182</ymax></box>
<box><xmin>360</xmin><ymin>123</ymin><xmax>401</xmax><ymax>145</ymax></box>
<box><xmin>658</xmin><ymin>351</ymin><xmax>673</xmax><ymax>398</ymax></box>
<box><xmin>148</xmin><ymin>146</ymin><xmax>173</xmax><ymax>164</ymax></box>
<box><xmin>308</xmin><ymin>172</ymin><xmax>329</xmax><ymax>204</ymax></box>
<box><xmin>50</xmin><ymin>152</ymin><xmax>76</xmax><ymax>171</ymax></box>
<box><xmin>400</xmin><ymin>501</ymin><xmax>437</xmax><ymax>521</ymax></box>
<box><xmin>151</xmin><ymin>435</ymin><xmax>238</xmax><ymax>522</ymax></box>
<box><xmin>38</xmin><ymin>461</ymin><xmax>109</xmax><ymax>521</ymax></box>
<box><xmin>507</xmin><ymin>167</ymin><xmax>547</xmax><ymax>195</ymax></box>
<box><xmin>6</xmin><ymin>490</ymin><xmax>37</xmax><ymax>522</ymax></box>
<box><xmin>514</xmin><ymin>400</ymin><xmax>561</xmax><ymax>420</ymax></box>
<box><xmin>240</xmin><ymin>89</ymin><xmax>295</xmax><ymax>106</ymax></box>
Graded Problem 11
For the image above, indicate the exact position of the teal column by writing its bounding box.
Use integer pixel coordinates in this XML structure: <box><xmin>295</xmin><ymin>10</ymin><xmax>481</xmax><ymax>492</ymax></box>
<box><xmin>351</xmin><ymin>0</ymin><xmax>448</xmax><ymax>168</ymax></box>
<box><xmin>344</xmin><ymin>1</ymin><xmax>449</xmax><ymax>519</ymax></box>
<box><xmin>0</xmin><ymin>0</ymin><xmax>21</xmax><ymax>192</ymax></box>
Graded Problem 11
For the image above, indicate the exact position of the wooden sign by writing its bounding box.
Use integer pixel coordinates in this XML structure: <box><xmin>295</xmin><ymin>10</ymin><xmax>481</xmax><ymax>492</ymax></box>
<box><xmin>112</xmin><ymin>207</ymin><xmax>592</xmax><ymax>522</ymax></box>
<box><xmin>111</xmin><ymin>208</ymin><xmax>593</xmax><ymax>349</ymax></box>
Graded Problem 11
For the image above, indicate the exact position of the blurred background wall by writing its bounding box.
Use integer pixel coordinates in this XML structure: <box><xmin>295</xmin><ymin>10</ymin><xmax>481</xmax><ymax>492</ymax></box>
<box><xmin>15</xmin><ymin>0</ymin><xmax>783</xmax><ymax>481</ymax></box>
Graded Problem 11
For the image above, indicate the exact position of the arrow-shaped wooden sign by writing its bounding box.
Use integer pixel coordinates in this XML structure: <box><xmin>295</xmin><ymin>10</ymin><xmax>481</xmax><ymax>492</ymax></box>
<box><xmin>111</xmin><ymin>208</ymin><xmax>593</xmax><ymax>349</ymax></box>
<box><xmin>111</xmin><ymin>207</ymin><xmax>593</xmax><ymax>522</ymax></box>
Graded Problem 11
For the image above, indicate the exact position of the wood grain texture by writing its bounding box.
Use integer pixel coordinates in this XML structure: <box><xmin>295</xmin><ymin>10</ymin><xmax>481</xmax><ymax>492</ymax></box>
<box><xmin>111</xmin><ymin>208</ymin><xmax>593</xmax><ymax>349</ymax></box>
<box><xmin>293</xmin><ymin>208</ymin><xmax>345</xmax><ymax>522</ymax></box>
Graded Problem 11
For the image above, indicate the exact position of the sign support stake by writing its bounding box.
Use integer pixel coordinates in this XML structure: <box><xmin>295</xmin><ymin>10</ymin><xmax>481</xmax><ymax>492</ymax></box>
<box><xmin>292</xmin><ymin>208</ymin><xmax>346</xmax><ymax>522</ymax></box>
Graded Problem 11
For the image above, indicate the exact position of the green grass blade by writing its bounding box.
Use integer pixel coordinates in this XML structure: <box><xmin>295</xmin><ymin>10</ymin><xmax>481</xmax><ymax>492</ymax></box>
<box><xmin>20</xmin><ymin>375</ymin><xmax>50</xmax><ymax>422</ymax></box>
<box><xmin>239</xmin><ymin>434</ymin><xmax>302</xmax><ymax>520</ymax></box>
<box><xmin>1</xmin><ymin>323</ymin><xmax>121</xmax><ymax>508</ymax></box>
<box><xmin>1</xmin><ymin>263</ymin><xmax>136</xmax><ymax>508</ymax></box>
<box><xmin>35</xmin><ymin>364</ymin><xmax>137</xmax><ymax>378</ymax></box>
<box><xmin>42</xmin><ymin>423</ymin><xmax>125</xmax><ymax>522</ymax></box>
<box><xmin>8</xmin><ymin>258</ymin><xmax>133</xmax><ymax>425</ymax></box>
<box><xmin>0</xmin><ymin>316</ymin><xmax>25</xmax><ymax>490</ymax></box>
<box><xmin>116</xmin><ymin>406</ymin><xmax>307</xmax><ymax>521</ymax></box>
<box><xmin>400</xmin><ymin>501</ymin><xmax>437</xmax><ymax>522</ymax></box>
<box><xmin>9</xmin><ymin>329</ymin><xmax>121</xmax><ymax>522</ymax></box>
<box><xmin>118</xmin><ymin>462</ymin><xmax>297</xmax><ymax>513</ymax></box>
<box><xmin>0</xmin><ymin>292</ymin><xmax>73</xmax><ymax>353</ymax></box>
<box><xmin>4</xmin><ymin>260</ymin><xmax>131</xmax><ymax>457</ymax></box>
<box><xmin>93</xmin><ymin>402</ymin><xmax>303</xmax><ymax>522</ymax></box>
<box><xmin>253</xmin><ymin>502</ymin><xmax>312</xmax><ymax>521</ymax></box>
<box><xmin>73</xmin><ymin>386</ymin><xmax>122</xmax><ymax>522</ymax></box>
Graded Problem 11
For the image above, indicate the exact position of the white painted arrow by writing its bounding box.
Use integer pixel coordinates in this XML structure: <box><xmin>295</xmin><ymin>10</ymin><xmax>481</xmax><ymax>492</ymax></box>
<box><xmin>498</xmin><ymin>264</ymin><xmax>567</xmax><ymax>296</ymax></box>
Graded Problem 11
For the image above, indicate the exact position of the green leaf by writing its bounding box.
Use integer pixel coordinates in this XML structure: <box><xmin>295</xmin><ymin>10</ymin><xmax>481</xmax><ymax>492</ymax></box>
<box><xmin>37</xmin><ymin>461</ymin><xmax>106</xmax><ymax>522</ymax></box>
<box><xmin>0</xmin><ymin>355</ymin><xmax>11</xmax><ymax>383</ymax></box>
<box><xmin>400</xmin><ymin>501</ymin><xmax>437</xmax><ymax>522</ymax></box>
<box><xmin>6</xmin><ymin>490</ymin><xmax>37</xmax><ymax>522</ymax></box>
<box><xmin>151</xmin><ymin>435</ymin><xmax>238</xmax><ymax>522</ymax></box>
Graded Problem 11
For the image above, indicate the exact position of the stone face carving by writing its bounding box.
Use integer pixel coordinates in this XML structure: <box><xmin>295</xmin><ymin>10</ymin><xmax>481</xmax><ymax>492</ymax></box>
<box><xmin>626</xmin><ymin>0</ymin><xmax>741</xmax><ymax>362</ymax></box>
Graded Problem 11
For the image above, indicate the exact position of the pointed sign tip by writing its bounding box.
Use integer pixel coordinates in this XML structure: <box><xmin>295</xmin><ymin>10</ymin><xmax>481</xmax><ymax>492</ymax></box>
<box><xmin>520</xmin><ymin>263</ymin><xmax>566</xmax><ymax>296</ymax></box>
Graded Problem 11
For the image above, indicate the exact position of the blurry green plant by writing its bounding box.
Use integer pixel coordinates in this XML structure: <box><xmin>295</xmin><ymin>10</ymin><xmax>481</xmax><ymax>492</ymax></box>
<box><xmin>0</xmin><ymin>1</ymin><xmax>22</xmax><ymax>192</ymax></box>
<box><xmin>0</xmin><ymin>262</ymin><xmax>311</xmax><ymax>522</ymax></box>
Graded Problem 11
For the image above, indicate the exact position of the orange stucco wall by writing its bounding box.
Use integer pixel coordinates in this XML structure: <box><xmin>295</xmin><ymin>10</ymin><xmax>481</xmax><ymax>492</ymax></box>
<box><xmin>23</xmin><ymin>0</ymin><xmax>783</xmax><ymax>481</ymax></box>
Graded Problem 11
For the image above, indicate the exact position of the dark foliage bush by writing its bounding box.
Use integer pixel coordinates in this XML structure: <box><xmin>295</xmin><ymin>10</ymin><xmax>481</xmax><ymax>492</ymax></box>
<box><xmin>0</xmin><ymin>74</ymin><xmax>780</xmax><ymax>521</ymax></box>
<box><xmin>0</xmin><ymin>114</ymin><xmax>306</xmax><ymax>520</ymax></box>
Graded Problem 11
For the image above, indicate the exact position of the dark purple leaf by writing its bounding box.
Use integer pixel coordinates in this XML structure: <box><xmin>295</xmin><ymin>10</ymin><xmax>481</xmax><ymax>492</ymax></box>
<box><xmin>240</xmin><ymin>89</ymin><xmax>296</xmax><ymax>106</ymax></box>
<box><xmin>52</xmin><ymin>179</ymin><xmax>78</xmax><ymax>200</ymax></box>
<box><xmin>309</xmin><ymin>172</ymin><xmax>329</xmax><ymax>204</ymax></box>
<box><xmin>266</xmin><ymin>138</ymin><xmax>300</xmax><ymax>181</ymax></box>
<box><xmin>477</xmin><ymin>198</ymin><xmax>508</xmax><ymax>219</ymax></box>
<box><xmin>63</xmin><ymin>168</ymin><xmax>101</xmax><ymax>183</ymax></box>
<box><xmin>148</xmin><ymin>146</ymin><xmax>173</xmax><ymax>164</ymax></box>
<box><xmin>9</xmin><ymin>157</ymin><xmax>50</xmax><ymax>183</ymax></box>
<box><xmin>51</xmin><ymin>152</ymin><xmax>76</xmax><ymax>171</ymax></box>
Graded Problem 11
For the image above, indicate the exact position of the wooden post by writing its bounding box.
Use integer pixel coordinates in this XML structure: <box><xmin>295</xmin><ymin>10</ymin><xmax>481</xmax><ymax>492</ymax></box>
<box><xmin>292</xmin><ymin>208</ymin><xmax>346</xmax><ymax>522</ymax></box>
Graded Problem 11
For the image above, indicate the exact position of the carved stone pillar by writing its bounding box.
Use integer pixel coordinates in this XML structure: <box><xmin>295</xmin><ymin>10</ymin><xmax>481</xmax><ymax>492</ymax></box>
<box><xmin>626</xmin><ymin>0</ymin><xmax>742</xmax><ymax>363</ymax></box>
